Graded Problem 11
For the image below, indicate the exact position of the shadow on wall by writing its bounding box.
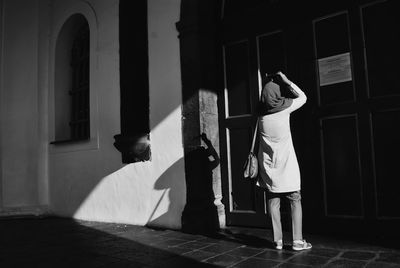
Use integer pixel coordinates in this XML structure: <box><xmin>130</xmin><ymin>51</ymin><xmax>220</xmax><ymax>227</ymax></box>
<box><xmin>146</xmin><ymin>157</ymin><xmax>185</xmax><ymax>228</ymax></box>
<box><xmin>147</xmin><ymin>134</ymin><xmax>220</xmax><ymax>234</ymax></box>
<box><xmin>182</xmin><ymin>134</ymin><xmax>220</xmax><ymax>234</ymax></box>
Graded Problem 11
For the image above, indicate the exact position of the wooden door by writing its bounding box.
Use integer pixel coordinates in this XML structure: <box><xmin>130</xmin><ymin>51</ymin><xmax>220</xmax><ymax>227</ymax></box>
<box><xmin>219</xmin><ymin>27</ymin><xmax>290</xmax><ymax>227</ymax></box>
<box><xmin>219</xmin><ymin>38</ymin><xmax>266</xmax><ymax>227</ymax></box>
<box><xmin>219</xmin><ymin>0</ymin><xmax>400</xmax><ymax>236</ymax></box>
<box><xmin>311</xmin><ymin>0</ymin><xmax>400</xmax><ymax>236</ymax></box>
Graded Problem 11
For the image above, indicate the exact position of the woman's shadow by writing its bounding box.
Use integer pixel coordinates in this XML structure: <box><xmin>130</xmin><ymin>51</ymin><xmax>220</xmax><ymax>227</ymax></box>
<box><xmin>180</xmin><ymin>133</ymin><xmax>221</xmax><ymax>234</ymax></box>
<box><xmin>148</xmin><ymin>133</ymin><xmax>274</xmax><ymax>248</ymax></box>
<box><xmin>147</xmin><ymin>133</ymin><xmax>220</xmax><ymax>233</ymax></box>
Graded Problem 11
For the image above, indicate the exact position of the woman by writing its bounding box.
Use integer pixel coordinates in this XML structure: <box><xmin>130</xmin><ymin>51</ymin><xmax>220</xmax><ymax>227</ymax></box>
<box><xmin>257</xmin><ymin>72</ymin><xmax>312</xmax><ymax>251</ymax></box>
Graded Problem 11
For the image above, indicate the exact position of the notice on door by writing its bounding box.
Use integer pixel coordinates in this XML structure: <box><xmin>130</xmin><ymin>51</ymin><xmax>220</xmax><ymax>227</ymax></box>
<box><xmin>318</xmin><ymin>52</ymin><xmax>352</xmax><ymax>86</ymax></box>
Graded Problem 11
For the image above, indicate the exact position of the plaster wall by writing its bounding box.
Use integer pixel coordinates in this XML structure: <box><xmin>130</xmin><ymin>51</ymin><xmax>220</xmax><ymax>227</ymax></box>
<box><xmin>0</xmin><ymin>0</ymin><xmax>184</xmax><ymax>228</ymax></box>
<box><xmin>0</xmin><ymin>0</ymin><xmax>40</xmax><ymax>208</ymax></box>
<box><xmin>48</xmin><ymin>0</ymin><xmax>185</xmax><ymax>229</ymax></box>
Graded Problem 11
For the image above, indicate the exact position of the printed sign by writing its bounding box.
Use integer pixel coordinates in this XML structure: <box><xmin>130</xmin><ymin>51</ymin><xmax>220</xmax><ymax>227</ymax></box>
<box><xmin>318</xmin><ymin>52</ymin><xmax>352</xmax><ymax>86</ymax></box>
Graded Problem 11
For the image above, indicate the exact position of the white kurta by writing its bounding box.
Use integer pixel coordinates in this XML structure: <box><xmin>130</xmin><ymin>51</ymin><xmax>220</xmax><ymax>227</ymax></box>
<box><xmin>257</xmin><ymin>83</ymin><xmax>307</xmax><ymax>193</ymax></box>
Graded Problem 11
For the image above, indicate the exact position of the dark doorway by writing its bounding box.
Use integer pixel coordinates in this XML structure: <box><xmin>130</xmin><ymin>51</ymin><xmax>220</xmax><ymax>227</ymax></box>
<box><xmin>218</xmin><ymin>0</ymin><xmax>400</xmax><ymax>237</ymax></box>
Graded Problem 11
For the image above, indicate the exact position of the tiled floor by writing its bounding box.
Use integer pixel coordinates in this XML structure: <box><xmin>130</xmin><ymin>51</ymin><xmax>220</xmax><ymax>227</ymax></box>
<box><xmin>0</xmin><ymin>217</ymin><xmax>399</xmax><ymax>267</ymax></box>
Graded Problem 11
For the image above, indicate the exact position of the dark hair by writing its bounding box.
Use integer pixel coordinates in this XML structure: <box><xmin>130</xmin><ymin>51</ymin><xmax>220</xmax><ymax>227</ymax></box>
<box><xmin>265</xmin><ymin>73</ymin><xmax>279</xmax><ymax>81</ymax></box>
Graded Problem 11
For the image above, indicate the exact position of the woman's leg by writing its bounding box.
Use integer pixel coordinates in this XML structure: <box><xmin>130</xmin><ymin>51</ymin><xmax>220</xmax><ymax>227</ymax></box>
<box><xmin>287</xmin><ymin>191</ymin><xmax>303</xmax><ymax>241</ymax></box>
<box><xmin>267</xmin><ymin>195</ymin><xmax>282</xmax><ymax>242</ymax></box>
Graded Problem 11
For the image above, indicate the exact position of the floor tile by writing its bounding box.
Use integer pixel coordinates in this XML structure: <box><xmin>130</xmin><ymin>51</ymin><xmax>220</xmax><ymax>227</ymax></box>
<box><xmin>377</xmin><ymin>252</ymin><xmax>400</xmax><ymax>264</ymax></box>
<box><xmin>97</xmin><ymin>260</ymin><xmax>150</xmax><ymax>268</ymax></box>
<box><xmin>175</xmin><ymin>240</ymin><xmax>215</xmax><ymax>250</ymax></box>
<box><xmin>277</xmin><ymin>263</ymin><xmax>313</xmax><ymax>267</ymax></box>
<box><xmin>303</xmin><ymin>247</ymin><xmax>340</xmax><ymax>258</ymax></box>
<box><xmin>341</xmin><ymin>250</ymin><xmax>377</xmax><ymax>261</ymax></box>
<box><xmin>159</xmin><ymin>231</ymin><xmax>202</xmax><ymax>240</ymax></box>
<box><xmin>253</xmin><ymin>249</ymin><xmax>295</xmax><ymax>262</ymax></box>
<box><xmin>183</xmin><ymin>250</ymin><xmax>219</xmax><ymax>261</ymax></box>
<box><xmin>286</xmin><ymin>254</ymin><xmax>331</xmax><ymax>266</ymax></box>
<box><xmin>227</xmin><ymin>246</ymin><xmax>266</xmax><ymax>257</ymax></box>
<box><xmin>164</xmin><ymin>246</ymin><xmax>194</xmax><ymax>255</ymax></box>
<box><xmin>366</xmin><ymin>261</ymin><xmax>400</xmax><ymax>268</ymax></box>
<box><xmin>232</xmin><ymin>257</ymin><xmax>280</xmax><ymax>267</ymax></box>
<box><xmin>196</xmin><ymin>236</ymin><xmax>227</xmax><ymax>244</ymax></box>
<box><xmin>110</xmin><ymin>247</ymin><xmax>176</xmax><ymax>265</ymax></box>
<box><xmin>204</xmin><ymin>253</ymin><xmax>244</xmax><ymax>266</ymax></box>
<box><xmin>160</xmin><ymin>256</ymin><xmax>220</xmax><ymax>268</ymax></box>
<box><xmin>200</xmin><ymin>242</ymin><xmax>243</xmax><ymax>254</ymax></box>
<box><xmin>324</xmin><ymin>258</ymin><xmax>366</xmax><ymax>268</ymax></box>
<box><xmin>128</xmin><ymin>235</ymin><xmax>171</xmax><ymax>246</ymax></box>
<box><xmin>150</xmin><ymin>238</ymin><xmax>189</xmax><ymax>249</ymax></box>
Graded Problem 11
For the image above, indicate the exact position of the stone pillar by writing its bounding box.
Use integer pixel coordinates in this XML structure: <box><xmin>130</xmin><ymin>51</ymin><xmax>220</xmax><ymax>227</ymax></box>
<box><xmin>199</xmin><ymin>90</ymin><xmax>225</xmax><ymax>229</ymax></box>
<box><xmin>176</xmin><ymin>0</ymin><xmax>225</xmax><ymax>231</ymax></box>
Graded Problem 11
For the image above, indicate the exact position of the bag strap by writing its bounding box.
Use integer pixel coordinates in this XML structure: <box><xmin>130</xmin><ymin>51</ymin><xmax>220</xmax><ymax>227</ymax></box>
<box><xmin>250</xmin><ymin>118</ymin><xmax>259</xmax><ymax>153</ymax></box>
<box><xmin>249</xmin><ymin>88</ymin><xmax>262</xmax><ymax>153</ymax></box>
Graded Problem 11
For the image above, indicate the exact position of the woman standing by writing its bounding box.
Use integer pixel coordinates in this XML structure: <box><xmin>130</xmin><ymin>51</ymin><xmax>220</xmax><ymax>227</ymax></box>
<box><xmin>257</xmin><ymin>72</ymin><xmax>312</xmax><ymax>251</ymax></box>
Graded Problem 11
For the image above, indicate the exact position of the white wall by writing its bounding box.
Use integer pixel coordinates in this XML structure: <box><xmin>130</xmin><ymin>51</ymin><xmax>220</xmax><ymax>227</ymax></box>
<box><xmin>48</xmin><ymin>0</ymin><xmax>185</xmax><ymax>229</ymax></box>
<box><xmin>0</xmin><ymin>0</ymin><xmax>4</xmax><ymax>209</ymax></box>
<box><xmin>0</xmin><ymin>0</ymin><xmax>184</xmax><ymax>229</ymax></box>
<box><xmin>0</xmin><ymin>0</ymin><xmax>40</xmax><ymax>209</ymax></box>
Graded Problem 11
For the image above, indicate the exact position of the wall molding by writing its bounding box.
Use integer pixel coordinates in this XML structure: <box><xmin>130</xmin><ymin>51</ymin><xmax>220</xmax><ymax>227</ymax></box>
<box><xmin>0</xmin><ymin>205</ymin><xmax>51</xmax><ymax>218</ymax></box>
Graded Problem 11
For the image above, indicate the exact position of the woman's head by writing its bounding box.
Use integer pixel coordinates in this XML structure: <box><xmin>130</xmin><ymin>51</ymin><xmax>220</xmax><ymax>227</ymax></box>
<box><xmin>259</xmin><ymin>81</ymin><xmax>293</xmax><ymax>115</ymax></box>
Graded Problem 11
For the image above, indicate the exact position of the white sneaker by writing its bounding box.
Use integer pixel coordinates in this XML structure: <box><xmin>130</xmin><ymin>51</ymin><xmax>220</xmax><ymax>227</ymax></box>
<box><xmin>274</xmin><ymin>239</ymin><xmax>283</xmax><ymax>250</ymax></box>
<box><xmin>292</xmin><ymin>239</ymin><xmax>312</xmax><ymax>251</ymax></box>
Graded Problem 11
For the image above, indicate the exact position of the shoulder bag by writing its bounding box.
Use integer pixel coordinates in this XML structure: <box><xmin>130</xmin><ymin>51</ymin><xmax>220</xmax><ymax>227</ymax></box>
<box><xmin>243</xmin><ymin>118</ymin><xmax>259</xmax><ymax>179</ymax></box>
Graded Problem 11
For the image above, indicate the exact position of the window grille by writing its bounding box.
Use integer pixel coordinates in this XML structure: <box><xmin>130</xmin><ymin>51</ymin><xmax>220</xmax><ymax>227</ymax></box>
<box><xmin>69</xmin><ymin>24</ymin><xmax>90</xmax><ymax>140</ymax></box>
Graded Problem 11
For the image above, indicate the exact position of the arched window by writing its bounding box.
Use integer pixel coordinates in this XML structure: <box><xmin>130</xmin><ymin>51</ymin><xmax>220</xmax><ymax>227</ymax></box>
<box><xmin>53</xmin><ymin>14</ymin><xmax>90</xmax><ymax>143</ymax></box>
<box><xmin>70</xmin><ymin>23</ymin><xmax>90</xmax><ymax>140</ymax></box>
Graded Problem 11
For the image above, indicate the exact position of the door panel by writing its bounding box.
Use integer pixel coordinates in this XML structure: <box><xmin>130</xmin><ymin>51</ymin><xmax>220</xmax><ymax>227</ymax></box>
<box><xmin>221</xmin><ymin>39</ymin><xmax>267</xmax><ymax>227</ymax></box>
<box><xmin>362</xmin><ymin>0</ymin><xmax>400</xmax><ymax>98</ymax></box>
<box><xmin>228</xmin><ymin>127</ymin><xmax>256</xmax><ymax>212</ymax></box>
<box><xmin>257</xmin><ymin>31</ymin><xmax>285</xmax><ymax>78</ymax></box>
<box><xmin>313</xmin><ymin>12</ymin><xmax>355</xmax><ymax>105</ymax></box>
<box><xmin>314</xmin><ymin>12</ymin><xmax>350</xmax><ymax>58</ymax></box>
<box><xmin>371</xmin><ymin>109</ymin><xmax>400</xmax><ymax>219</ymax></box>
<box><xmin>320</xmin><ymin>115</ymin><xmax>363</xmax><ymax>218</ymax></box>
<box><xmin>224</xmin><ymin>41</ymin><xmax>252</xmax><ymax>117</ymax></box>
